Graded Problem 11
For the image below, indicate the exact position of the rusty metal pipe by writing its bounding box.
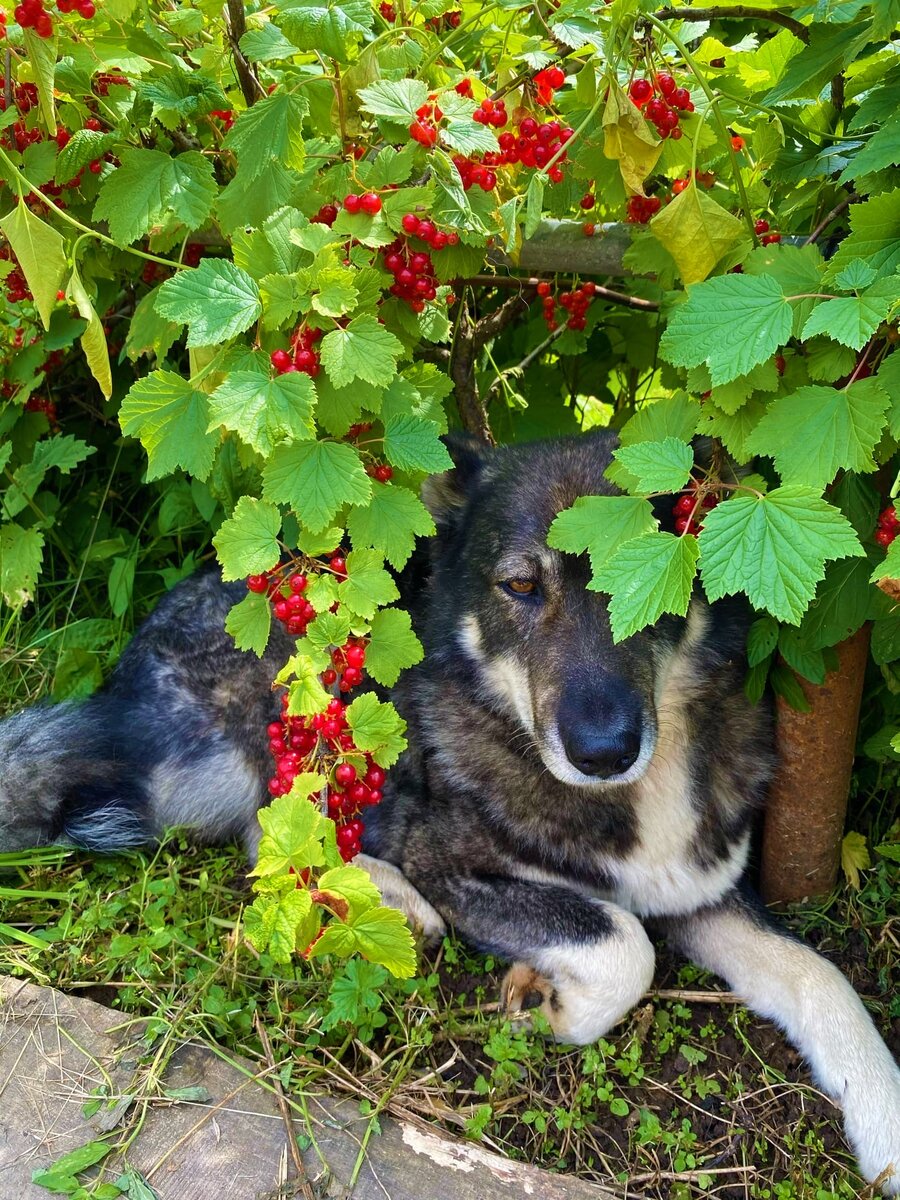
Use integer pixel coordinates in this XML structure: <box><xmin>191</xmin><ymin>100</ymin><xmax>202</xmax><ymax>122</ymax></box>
<box><xmin>760</xmin><ymin>625</ymin><xmax>871</xmax><ymax>905</ymax></box>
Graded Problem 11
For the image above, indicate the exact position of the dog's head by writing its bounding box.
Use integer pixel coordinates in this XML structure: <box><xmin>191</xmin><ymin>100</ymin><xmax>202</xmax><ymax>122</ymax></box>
<box><xmin>421</xmin><ymin>430</ymin><xmax>701</xmax><ymax>789</ymax></box>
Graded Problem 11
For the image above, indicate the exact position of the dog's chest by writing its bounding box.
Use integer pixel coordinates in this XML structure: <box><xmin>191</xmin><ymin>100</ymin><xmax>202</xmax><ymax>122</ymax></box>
<box><xmin>600</xmin><ymin>751</ymin><xmax>747</xmax><ymax>917</ymax></box>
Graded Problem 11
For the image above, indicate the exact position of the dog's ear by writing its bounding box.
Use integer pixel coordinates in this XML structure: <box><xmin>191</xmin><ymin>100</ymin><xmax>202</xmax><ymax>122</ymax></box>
<box><xmin>420</xmin><ymin>432</ymin><xmax>490</xmax><ymax>523</ymax></box>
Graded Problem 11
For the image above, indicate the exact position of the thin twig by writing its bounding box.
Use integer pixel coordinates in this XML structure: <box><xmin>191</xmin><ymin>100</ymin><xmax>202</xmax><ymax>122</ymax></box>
<box><xmin>464</xmin><ymin>273</ymin><xmax>660</xmax><ymax>312</ymax></box>
<box><xmin>486</xmin><ymin>323</ymin><xmax>567</xmax><ymax>402</ymax></box>
<box><xmin>450</xmin><ymin>296</ymin><xmax>495</xmax><ymax>444</ymax></box>
<box><xmin>802</xmin><ymin>194</ymin><xmax>854</xmax><ymax>246</ymax></box>
<box><xmin>255</xmin><ymin>1015</ymin><xmax>316</xmax><ymax>1200</ymax></box>
<box><xmin>654</xmin><ymin>6</ymin><xmax>809</xmax><ymax>42</ymax></box>
<box><xmin>225</xmin><ymin>0</ymin><xmax>262</xmax><ymax>108</ymax></box>
<box><xmin>473</xmin><ymin>287</ymin><xmax>537</xmax><ymax>347</ymax></box>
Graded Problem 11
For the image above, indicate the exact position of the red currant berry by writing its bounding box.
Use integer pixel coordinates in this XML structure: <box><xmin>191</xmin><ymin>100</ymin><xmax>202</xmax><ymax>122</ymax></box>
<box><xmin>360</xmin><ymin>192</ymin><xmax>382</xmax><ymax>214</ymax></box>
<box><xmin>247</xmin><ymin>574</ymin><xmax>268</xmax><ymax>593</ymax></box>
<box><xmin>630</xmin><ymin>78</ymin><xmax>653</xmax><ymax>105</ymax></box>
<box><xmin>343</xmin><ymin>193</ymin><xmax>361</xmax><ymax>214</ymax></box>
<box><xmin>374</xmin><ymin>464</ymin><xmax>393</xmax><ymax>483</ymax></box>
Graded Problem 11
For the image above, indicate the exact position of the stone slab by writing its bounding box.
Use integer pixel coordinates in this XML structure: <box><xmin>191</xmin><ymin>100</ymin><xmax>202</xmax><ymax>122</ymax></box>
<box><xmin>0</xmin><ymin>977</ymin><xmax>625</xmax><ymax>1200</ymax></box>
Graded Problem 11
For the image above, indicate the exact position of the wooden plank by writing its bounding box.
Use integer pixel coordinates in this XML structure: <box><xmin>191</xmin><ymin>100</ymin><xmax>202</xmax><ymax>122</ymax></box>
<box><xmin>0</xmin><ymin>977</ymin><xmax>628</xmax><ymax>1200</ymax></box>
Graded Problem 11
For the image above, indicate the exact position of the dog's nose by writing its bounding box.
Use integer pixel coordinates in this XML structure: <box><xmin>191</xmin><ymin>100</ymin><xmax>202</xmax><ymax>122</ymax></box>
<box><xmin>562</xmin><ymin>722</ymin><xmax>641</xmax><ymax>779</ymax></box>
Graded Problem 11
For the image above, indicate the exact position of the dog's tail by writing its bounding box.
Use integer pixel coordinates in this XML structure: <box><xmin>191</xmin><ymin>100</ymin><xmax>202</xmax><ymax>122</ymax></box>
<box><xmin>0</xmin><ymin>697</ymin><xmax>152</xmax><ymax>854</ymax></box>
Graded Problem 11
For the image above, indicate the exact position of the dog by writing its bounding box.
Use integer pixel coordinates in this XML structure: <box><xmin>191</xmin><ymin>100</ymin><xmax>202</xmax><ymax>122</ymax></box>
<box><xmin>1</xmin><ymin>430</ymin><xmax>898</xmax><ymax>1193</ymax></box>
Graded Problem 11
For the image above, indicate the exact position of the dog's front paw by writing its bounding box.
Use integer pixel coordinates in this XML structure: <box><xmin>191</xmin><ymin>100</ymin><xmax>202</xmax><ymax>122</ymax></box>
<box><xmin>499</xmin><ymin>916</ymin><xmax>655</xmax><ymax>1046</ymax></box>
<box><xmin>845</xmin><ymin>1077</ymin><xmax>900</xmax><ymax>1195</ymax></box>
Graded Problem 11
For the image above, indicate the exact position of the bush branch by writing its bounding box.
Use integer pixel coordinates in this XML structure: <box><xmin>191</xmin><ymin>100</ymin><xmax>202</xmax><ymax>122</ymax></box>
<box><xmin>654</xmin><ymin>6</ymin><xmax>809</xmax><ymax>41</ymax></box>
<box><xmin>225</xmin><ymin>0</ymin><xmax>262</xmax><ymax>108</ymax></box>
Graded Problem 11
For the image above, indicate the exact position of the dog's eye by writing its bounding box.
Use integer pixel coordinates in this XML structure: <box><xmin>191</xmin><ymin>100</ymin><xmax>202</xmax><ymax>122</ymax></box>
<box><xmin>500</xmin><ymin>578</ymin><xmax>538</xmax><ymax>598</ymax></box>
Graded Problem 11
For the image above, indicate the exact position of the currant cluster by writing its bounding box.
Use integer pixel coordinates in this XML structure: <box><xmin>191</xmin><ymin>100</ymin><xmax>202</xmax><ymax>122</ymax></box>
<box><xmin>629</xmin><ymin>73</ymin><xmax>693</xmax><ymax>140</ymax></box>
<box><xmin>673</xmin><ymin>483</ymin><xmax>719</xmax><ymax>535</ymax></box>
<box><xmin>378</xmin><ymin>0</ymin><xmax>395</xmax><ymax>19</ymax></box>
<box><xmin>672</xmin><ymin>169</ymin><xmax>715</xmax><ymax>195</ymax></box>
<box><xmin>425</xmin><ymin>9</ymin><xmax>460</xmax><ymax>30</ymax></box>
<box><xmin>533</xmin><ymin>65</ymin><xmax>566</xmax><ymax>107</ymax></box>
<box><xmin>536</xmin><ymin>279</ymin><xmax>595</xmax><ymax>332</ymax></box>
<box><xmin>472</xmin><ymin>96</ymin><xmax>508</xmax><ymax>128</ymax></box>
<box><xmin>365</xmin><ymin>461</ymin><xmax>393</xmax><ymax>483</ymax></box>
<box><xmin>497</xmin><ymin>118</ymin><xmax>573</xmax><ymax>181</ymax></box>
<box><xmin>12</xmin><ymin>0</ymin><xmax>94</xmax><ymax>39</ymax></box>
<box><xmin>311</xmin><ymin>203</ymin><xmax>339</xmax><ymax>226</ymax></box>
<box><xmin>210</xmin><ymin>108</ymin><xmax>235</xmax><ymax>131</ymax></box>
<box><xmin>267</xmin><ymin>696</ymin><xmax>386</xmax><ymax>861</ymax></box>
<box><xmin>247</xmin><ymin>567</ymin><xmax>317</xmax><ymax>635</ymax></box>
<box><xmin>270</xmin><ymin>325</ymin><xmax>323</xmax><ymax>377</ymax></box>
<box><xmin>381</xmin><ymin>215</ymin><xmax>458</xmax><ymax>310</ymax></box>
<box><xmin>93</xmin><ymin>70</ymin><xmax>128</xmax><ymax>96</ymax></box>
<box><xmin>875</xmin><ymin>505</ymin><xmax>898</xmax><ymax>549</ymax></box>
<box><xmin>626</xmin><ymin>195</ymin><xmax>662</xmax><ymax>223</ymax></box>
<box><xmin>754</xmin><ymin>218</ymin><xmax>781</xmax><ymax>245</ymax></box>
<box><xmin>452</xmin><ymin>155</ymin><xmax>497</xmax><ymax>192</ymax></box>
<box><xmin>342</xmin><ymin>191</ymin><xmax>382</xmax><ymax>215</ymax></box>
<box><xmin>0</xmin><ymin>10</ymin><xmax>5</xmax><ymax>35</ymax></box>
<box><xmin>24</xmin><ymin>394</ymin><xmax>58</xmax><ymax>423</ymax></box>
<box><xmin>0</xmin><ymin>246</ymin><xmax>31</xmax><ymax>304</ymax></box>
<box><xmin>409</xmin><ymin>97</ymin><xmax>442</xmax><ymax>148</ymax></box>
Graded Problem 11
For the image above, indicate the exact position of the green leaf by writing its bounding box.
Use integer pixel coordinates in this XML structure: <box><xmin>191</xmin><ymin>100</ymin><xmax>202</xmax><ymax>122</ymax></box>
<box><xmin>66</xmin><ymin>265</ymin><xmax>112</xmax><ymax>400</ymax></box>
<box><xmin>346</xmin><ymin>692</ymin><xmax>407</xmax><ymax>767</ymax></box>
<box><xmin>244</xmin><ymin>887</ymin><xmax>316</xmax><ymax>963</ymax></box>
<box><xmin>32</xmin><ymin>1141</ymin><xmax>111</xmax><ymax>1188</ymax></box>
<box><xmin>320</xmin><ymin>315</ymin><xmax>403</xmax><ymax>388</ymax></box>
<box><xmin>383</xmin><ymin>415</ymin><xmax>453</xmax><ymax>474</ymax></box>
<box><xmin>742</xmin><ymin>243</ymin><xmax>825</xmax><ymax>337</ymax></box>
<box><xmin>649</xmin><ymin>185</ymin><xmax>746</xmax><ymax>285</ymax></box>
<box><xmin>659</xmin><ymin>274</ymin><xmax>792</xmax><ymax>387</ymax></box>
<box><xmin>119</xmin><ymin>371</ymin><xmax>218</xmax><ymax>481</ymax></box>
<box><xmin>365</xmin><ymin>608</ymin><xmax>424</xmax><ymax>686</ymax></box>
<box><xmin>263</xmin><ymin>440</ymin><xmax>371</xmax><ymax>532</ymax></box>
<box><xmin>317</xmin><ymin>864</ymin><xmax>382</xmax><ymax>921</ymax></box>
<box><xmin>94</xmin><ymin>149</ymin><xmax>216</xmax><ymax>246</ymax></box>
<box><xmin>213</xmin><ymin>497</ymin><xmax>281</xmax><ymax>580</ymax></box>
<box><xmin>224</xmin><ymin>590</ymin><xmax>272</xmax><ymax>656</ymax></box>
<box><xmin>156</xmin><ymin>260</ymin><xmax>261</xmax><ymax>348</ymax></box>
<box><xmin>699</xmin><ymin>488</ymin><xmax>863</xmax><ymax>625</ymax></box>
<box><xmin>0</xmin><ymin>202</ymin><xmax>66</xmax><ymax>329</ymax></box>
<box><xmin>839</xmin><ymin>113</ymin><xmax>900</xmax><ymax>183</ymax></box>
<box><xmin>870</xmin><ymin>536</ymin><xmax>900</xmax><ymax>584</ymax></box>
<box><xmin>841</xmin><ymin>830</ymin><xmax>870</xmax><ymax>890</ymax></box>
<box><xmin>308</xmin><ymin>904</ymin><xmax>417</xmax><ymax>978</ymax></box>
<box><xmin>346</xmin><ymin>483</ymin><xmax>435</xmax><ymax>569</ymax></box>
<box><xmin>778</xmin><ymin>626</ymin><xmax>827</xmax><ymax>684</ymax></box>
<box><xmin>239</xmin><ymin>22</ymin><xmax>300</xmax><ymax>61</ymax></box>
<box><xmin>745</xmin><ymin>379</ymin><xmax>889</xmax><ymax>487</ymax></box>
<box><xmin>0</xmin><ymin>523</ymin><xmax>44</xmax><ymax>607</ymax></box>
<box><xmin>125</xmin><ymin>285</ymin><xmax>181</xmax><ymax>362</ymax></box>
<box><xmin>311</xmin><ymin>267</ymin><xmax>359</xmax><ymax>319</ymax></box>
<box><xmin>21</xmin><ymin>25</ymin><xmax>56</xmax><ymax>128</ymax></box>
<box><xmin>321</xmin><ymin>958</ymin><xmax>388</xmax><ymax>1029</ymax></box>
<box><xmin>275</xmin><ymin>0</ymin><xmax>373</xmax><ymax>61</ymax></box>
<box><xmin>340</xmin><ymin>548</ymin><xmax>399</xmax><ymax>619</ymax></box>
<box><xmin>801</xmin><ymin>293</ymin><xmax>894</xmax><ymax>351</ymax></box>
<box><xmin>619</xmin><ymin>393</ymin><xmax>701</xmax><ymax>447</ymax></box>
<box><xmin>591</xmin><ymin>532</ymin><xmax>700</xmax><ymax>642</ymax></box>
<box><xmin>825</xmin><ymin>189</ymin><xmax>900</xmax><ymax>284</ymax></box>
<box><xmin>253</xmin><ymin>787</ymin><xmax>333</xmax><ymax>878</ymax></box>
<box><xmin>612</xmin><ymin>437</ymin><xmax>694</xmax><ymax>494</ymax></box>
<box><xmin>697</xmin><ymin>397</ymin><xmax>767</xmax><ymax>462</ymax></box>
<box><xmin>747</xmin><ymin>616</ymin><xmax>779</xmax><ymax>666</ymax></box>
<box><xmin>358</xmin><ymin>79</ymin><xmax>429</xmax><ymax>122</ymax></box>
<box><xmin>805</xmin><ymin>337</ymin><xmax>857</xmax><ymax>382</ymax></box>
<box><xmin>222</xmin><ymin>91</ymin><xmax>309</xmax><ymax>180</ymax></box>
<box><xmin>207</xmin><ymin>370</ymin><xmax>316</xmax><ymax>455</ymax></box>
<box><xmin>547</xmin><ymin>495</ymin><xmax>657</xmax><ymax>576</ymax></box>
